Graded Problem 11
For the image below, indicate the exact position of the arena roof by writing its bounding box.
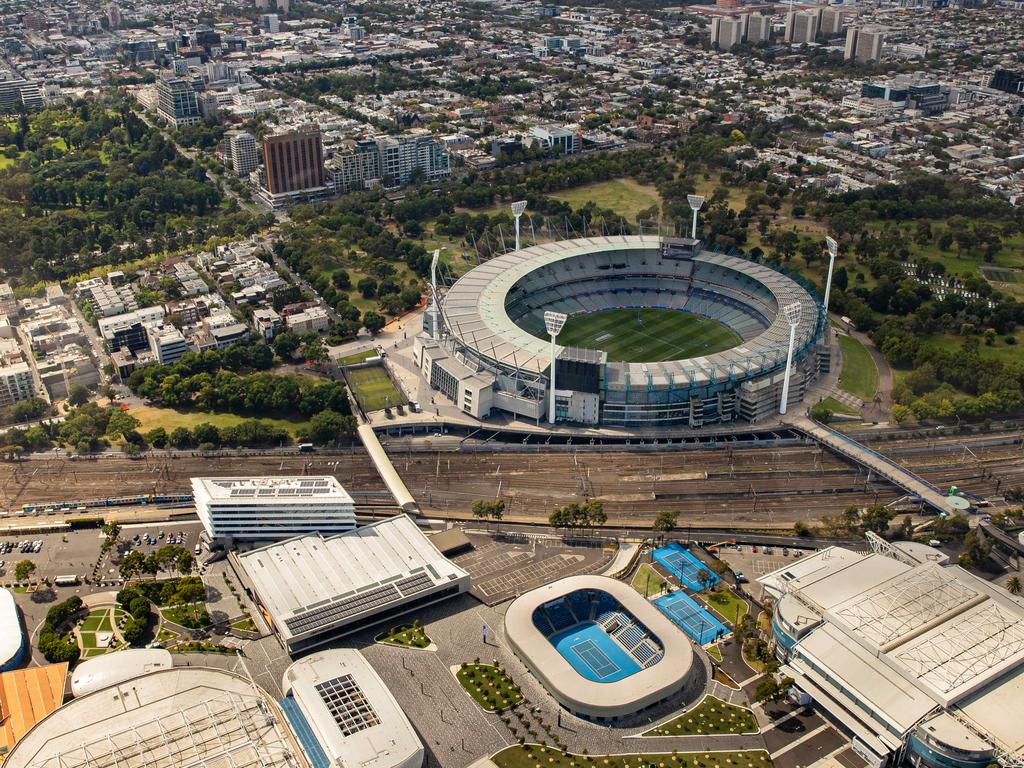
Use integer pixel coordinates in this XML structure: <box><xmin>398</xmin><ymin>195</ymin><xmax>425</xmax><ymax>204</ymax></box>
<box><xmin>70</xmin><ymin>648</ymin><xmax>172</xmax><ymax>697</ymax></box>
<box><xmin>504</xmin><ymin>575</ymin><xmax>695</xmax><ymax>719</ymax></box>
<box><xmin>440</xmin><ymin>235</ymin><xmax>820</xmax><ymax>381</ymax></box>
<box><xmin>0</xmin><ymin>588</ymin><xmax>22</xmax><ymax>670</ymax></box>
<box><xmin>3</xmin><ymin>667</ymin><xmax>302</xmax><ymax>768</ymax></box>
<box><xmin>238</xmin><ymin>515</ymin><xmax>469</xmax><ymax>646</ymax></box>
<box><xmin>281</xmin><ymin>650</ymin><xmax>423</xmax><ymax>768</ymax></box>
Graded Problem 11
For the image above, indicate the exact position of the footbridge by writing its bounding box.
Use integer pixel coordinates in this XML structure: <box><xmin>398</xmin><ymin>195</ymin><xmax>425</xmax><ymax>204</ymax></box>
<box><xmin>785</xmin><ymin>416</ymin><xmax>958</xmax><ymax>515</ymax></box>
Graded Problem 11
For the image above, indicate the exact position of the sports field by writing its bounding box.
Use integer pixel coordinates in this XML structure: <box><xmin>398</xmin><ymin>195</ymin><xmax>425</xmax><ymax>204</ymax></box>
<box><xmin>347</xmin><ymin>365</ymin><xmax>406</xmax><ymax>412</ymax></box>
<box><xmin>551</xmin><ymin>308</ymin><xmax>741</xmax><ymax>363</ymax></box>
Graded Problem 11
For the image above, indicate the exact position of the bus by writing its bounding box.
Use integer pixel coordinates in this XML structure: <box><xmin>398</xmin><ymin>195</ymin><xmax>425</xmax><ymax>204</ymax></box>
<box><xmin>54</xmin><ymin>575</ymin><xmax>80</xmax><ymax>587</ymax></box>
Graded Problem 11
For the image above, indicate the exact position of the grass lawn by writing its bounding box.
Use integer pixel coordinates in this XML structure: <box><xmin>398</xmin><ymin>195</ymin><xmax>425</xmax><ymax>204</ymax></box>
<box><xmin>537</xmin><ymin>308</ymin><xmax>741</xmax><ymax>363</ymax></box>
<box><xmin>338</xmin><ymin>349</ymin><xmax>379</xmax><ymax>366</ymax></box>
<box><xmin>157</xmin><ymin>627</ymin><xmax>179</xmax><ymax>643</ymax></box>
<box><xmin>707</xmin><ymin>644</ymin><xmax>722</xmax><ymax>662</ymax></box>
<box><xmin>230</xmin><ymin>616</ymin><xmax>257</xmax><ymax>632</ymax></box>
<box><xmin>456</xmin><ymin>663</ymin><xmax>523</xmax><ymax>713</ymax></box>
<box><xmin>551</xmin><ymin>178</ymin><xmax>662</xmax><ymax>223</ymax></box>
<box><xmin>704</xmin><ymin>588</ymin><xmax>748</xmax><ymax>626</ymax></box>
<box><xmin>161</xmin><ymin>604</ymin><xmax>212</xmax><ymax>629</ymax></box>
<box><xmin>820</xmin><ymin>396</ymin><xmax>857</xmax><ymax>416</ymax></box>
<box><xmin>80</xmin><ymin>614</ymin><xmax>104</xmax><ymax>633</ymax></box>
<box><xmin>838</xmin><ymin>334</ymin><xmax>878</xmax><ymax>401</ymax></box>
<box><xmin>378</xmin><ymin>622</ymin><xmax>431</xmax><ymax>648</ymax></box>
<box><xmin>0</xmin><ymin>155</ymin><xmax>15</xmax><ymax>170</ymax></box>
<box><xmin>916</xmin><ymin>331</ymin><xmax>1024</xmax><ymax>365</ymax></box>
<box><xmin>493</xmin><ymin>746</ymin><xmax>773</xmax><ymax>768</ymax></box>
<box><xmin>129</xmin><ymin>405</ymin><xmax>310</xmax><ymax>437</ymax></box>
<box><xmin>83</xmin><ymin>648</ymin><xmax>110</xmax><ymax>658</ymax></box>
<box><xmin>644</xmin><ymin>696</ymin><xmax>758</xmax><ymax>736</ymax></box>
<box><xmin>80</xmin><ymin>632</ymin><xmax>98</xmax><ymax>648</ymax></box>
<box><xmin>347</xmin><ymin>365</ymin><xmax>406</xmax><ymax>412</ymax></box>
<box><xmin>631</xmin><ymin>563</ymin><xmax>667</xmax><ymax>597</ymax></box>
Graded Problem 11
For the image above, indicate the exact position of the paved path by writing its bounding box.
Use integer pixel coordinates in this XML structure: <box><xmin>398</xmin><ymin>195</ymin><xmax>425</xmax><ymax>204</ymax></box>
<box><xmin>784</xmin><ymin>415</ymin><xmax>957</xmax><ymax>514</ymax></box>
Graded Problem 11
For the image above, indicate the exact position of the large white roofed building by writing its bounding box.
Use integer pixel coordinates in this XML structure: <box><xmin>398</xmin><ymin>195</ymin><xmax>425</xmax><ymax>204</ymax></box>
<box><xmin>236</xmin><ymin>515</ymin><xmax>469</xmax><ymax>652</ymax></box>
<box><xmin>192</xmin><ymin>476</ymin><xmax>356</xmax><ymax>544</ymax></box>
<box><xmin>70</xmin><ymin>648</ymin><xmax>173</xmax><ymax>697</ymax></box>
<box><xmin>0</xmin><ymin>588</ymin><xmax>24</xmax><ymax>671</ymax></box>
<box><xmin>280</xmin><ymin>649</ymin><xmax>423</xmax><ymax>768</ymax></box>
<box><xmin>761</xmin><ymin>540</ymin><xmax>1024</xmax><ymax>768</ymax></box>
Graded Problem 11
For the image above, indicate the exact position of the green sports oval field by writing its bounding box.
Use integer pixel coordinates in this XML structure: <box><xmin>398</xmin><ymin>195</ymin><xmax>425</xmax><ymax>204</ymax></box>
<box><xmin>540</xmin><ymin>308</ymin><xmax>742</xmax><ymax>363</ymax></box>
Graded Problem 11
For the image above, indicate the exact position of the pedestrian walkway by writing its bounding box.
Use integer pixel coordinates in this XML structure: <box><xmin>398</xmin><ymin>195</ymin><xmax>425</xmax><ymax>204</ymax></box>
<box><xmin>785</xmin><ymin>415</ymin><xmax>957</xmax><ymax>514</ymax></box>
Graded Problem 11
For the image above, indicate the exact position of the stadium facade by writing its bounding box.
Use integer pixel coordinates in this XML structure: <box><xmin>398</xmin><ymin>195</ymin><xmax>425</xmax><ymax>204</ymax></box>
<box><xmin>761</xmin><ymin>538</ymin><xmax>1024</xmax><ymax>768</ymax></box>
<box><xmin>415</xmin><ymin>235</ymin><xmax>828</xmax><ymax>427</ymax></box>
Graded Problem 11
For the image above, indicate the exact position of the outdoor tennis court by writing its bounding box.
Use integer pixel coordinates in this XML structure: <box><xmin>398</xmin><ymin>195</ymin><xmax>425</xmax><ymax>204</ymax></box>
<box><xmin>654</xmin><ymin>591</ymin><xmax>728</xmax><ymax>645</ymax></box>
<box><xmin>549</xmin><ymin>622</ymin><xmax>641</xmax><ymax>683</ymax></box>
<box><xmin>652</xmin><ymin>543</ymin><xmax>720</xmax><ymax>592</ymax></box>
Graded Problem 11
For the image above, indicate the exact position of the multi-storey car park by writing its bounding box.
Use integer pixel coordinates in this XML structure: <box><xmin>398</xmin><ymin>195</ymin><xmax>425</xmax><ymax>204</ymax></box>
<box><xmin>415</xmin><ymin>235</ymin><xmax>828</xmax><ymax>427</ymax></box>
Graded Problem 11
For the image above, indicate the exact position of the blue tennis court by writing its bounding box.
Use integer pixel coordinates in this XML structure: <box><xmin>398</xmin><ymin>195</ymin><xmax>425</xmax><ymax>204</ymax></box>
<box><xmin>652</xmin><ymin>542</ymin><xmax>720</xmax><ymax>592</ymax></box>
<box><xmin>549</xmin><ymin>621</ymin><xmax>641</xmax><ymax>683</ymax></box>
<box><xmin>655</xmin><ymin>591</ymin><xmax>728</xmax><ymax>645</ymax></box>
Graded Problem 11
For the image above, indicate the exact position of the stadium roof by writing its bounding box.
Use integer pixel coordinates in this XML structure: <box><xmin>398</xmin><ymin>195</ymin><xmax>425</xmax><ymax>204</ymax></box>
<box><xmin>70</xmin><ymin>648</ymin><xmax>172</xmax><ymax>697</ymax></box>
<box><xmin>238</xmin><ymin>515</ymin><xmax>469</xmax><ymax>644</ymax></box>
<box><xmin>192</xmin><ymin>476</ymin><xmax>354</xmax><ymax>505</ymax></box>
<box><xmin>0</xmin><ymin>663</ymin><xmax>68</xmax><ymax>759</ymax></box>
<box><xmin>281</xmin><ymin>650</ymin><xmax>423</xmax><ymax>768</ymax></box>
<box><xmin>441</xmin><ymin>235</ymin><xmax>820</xmax><ymax>379</ymax></box>
<box><xmin>0</xmin><ymin>588</ymin><xmax>22</xmax><ymax>669</ymax></box>
<box><xmin>4</xmin><ymin>667</ymin><xmax>302</xmax><ymax>768</ymax></box>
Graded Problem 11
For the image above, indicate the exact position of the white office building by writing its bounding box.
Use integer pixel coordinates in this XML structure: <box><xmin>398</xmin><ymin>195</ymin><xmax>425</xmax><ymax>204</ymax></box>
<box><xmin>226</xmin><ymin>131</ymin><xmax>258</xmax><ymax>177</ymax></box>
<box><xmin>147</xmin><ymin>323</ymin><xmax>190</xmax><ymax>365</ymax></box>
<box><xmin>281</xmin><ymin>650</ymin><xmax>424</xmax><ymax>768</ymax></box>
<box><xmin>191</xmin><ymin>476</ymin><xmax>356</xmax><ymax>543</ymax></box>
<box><xmin>237</xmin><ymin>515</ymin><xmax>470</xmax><ymax>651</ymax></box>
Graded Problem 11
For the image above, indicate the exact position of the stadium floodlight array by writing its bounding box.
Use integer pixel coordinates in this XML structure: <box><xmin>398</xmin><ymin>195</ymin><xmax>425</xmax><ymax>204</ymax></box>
<box><xmin>544</xmin><ymin>310</ymin><xmax>568</xmax><ymax>424</ymax></box>
<box><xmin>823</xmin><ymin>236</ymin><xmax>838</xmax><ymax>316</ymax></box>
<box><xmin>686</xmin><ymin>195</ymin><xmax>705</xmax><ymax>240</ymax></box>
<box><xmin>511</xmin><ymin>200</ymin><xmax>528</xmax><ymax>251</ymax></box>
<box><xmin>430</xmin><ymin>249</ymin><xmax>441</xmax><ymax>339</ymax></box>
<box><xmin>779</xmin><ymin>302</ymin><xmax>802</xmax><ymax>415</ymax></box>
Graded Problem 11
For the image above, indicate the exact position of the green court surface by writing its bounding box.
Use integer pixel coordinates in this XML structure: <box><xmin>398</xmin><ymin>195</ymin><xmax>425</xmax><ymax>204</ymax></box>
<box><xmin>347</xmin><ymin>365</ymin><xmax>407</xmax><ymax>412</ymax></box>
<box><xmin>545</xmin><ymin>308</ymin><xmax>741</xmax><ymax>363</ymax></box>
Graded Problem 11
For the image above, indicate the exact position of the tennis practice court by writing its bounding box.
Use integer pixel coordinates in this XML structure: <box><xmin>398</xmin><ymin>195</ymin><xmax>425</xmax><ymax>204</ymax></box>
<box><xmin>654</xmin><ymin>591</ymin><xmax>728</xmax><ymax>645</ymax></box>
<box><xmin>549</xmin><ymin>622</ymin><xmax>641</xmax><ymax>683</ymax></box>
<box><xmin>652</xmin><ymin>543</ymin><xmax>720</xmax><ymax>592</ymax></box>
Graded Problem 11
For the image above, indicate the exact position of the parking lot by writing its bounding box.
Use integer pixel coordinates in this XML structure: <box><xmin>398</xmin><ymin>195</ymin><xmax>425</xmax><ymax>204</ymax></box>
<box><xmin>717</xmin><ymin>544</ymin><xmax>818</xmax><ymax>600</ymax></box>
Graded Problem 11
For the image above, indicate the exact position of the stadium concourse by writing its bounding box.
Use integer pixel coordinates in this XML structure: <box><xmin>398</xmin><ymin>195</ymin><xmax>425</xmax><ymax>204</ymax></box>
<box><xmin>415</xmin><ymin>234</ymin><xmax>828</xmax><ymax>427</ymax></box>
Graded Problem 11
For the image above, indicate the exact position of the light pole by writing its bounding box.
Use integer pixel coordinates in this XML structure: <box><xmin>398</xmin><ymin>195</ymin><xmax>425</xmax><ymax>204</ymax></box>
<box><xmin>686</xmin><ymin>194</ymin><xmax>705</xmax><ymax>240</ymax></box>
<box><xmin>822</xmin><ymin>236</ymin><xmax>838</xmax><ymax>316</ymax></box>
<box><xmin>429</xmin><ymin>248</ymin><xmax>440</xmax><ymax>339</ymax></box>
<box><xmin>779</xmin><ymin>302</ymin><xmax>802</xmax><ymax>415</ymax></box>
<box><xmin>544</xmin><ymin>310</ymin><xmax>567</xmax><ymax>425</ymax></box>
<box><xmin>511</xmin><ymin>200</ymin><xmax>528</xmax><ymax>251</ymax></box>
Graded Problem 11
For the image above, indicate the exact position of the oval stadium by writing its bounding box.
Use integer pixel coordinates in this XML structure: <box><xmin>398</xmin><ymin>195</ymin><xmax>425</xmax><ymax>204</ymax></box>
<box><xmin>504</xmin><ymin>575</ymin><xmax>697</xmax><ymax>721</ymax></box>
<box><xmin>415</xmin><ymin>235</ymin><xmax>828</xmax><ymax>427</ymax></box>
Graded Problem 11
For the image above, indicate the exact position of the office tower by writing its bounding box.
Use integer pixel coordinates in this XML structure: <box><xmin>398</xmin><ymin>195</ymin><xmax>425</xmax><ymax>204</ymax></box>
<box><xmin>785</xmin><ymin>10</ymin><xmax>819</xmax><ymax>44</ymax></box>
<box><xmin>819</xmin><ymin>6</ymin><xmax>843</xmax><ymax>36</ymax></box>
<box><xmin>377</xmin><ymin>134</ymin><xmax>451</xmax><ymax>185</ymax></box>
<box><xmin>155</xmin><ymin>75</ymin><xmax>201</xmax><ymax>127</ymax></box>
<box><xmin>990</xmin><ymin>69</ymin><xmax>1024</xmax><ymax>96</ymax></box>
<box><xmin>277</xmin><ymin>0</ymin><xmax>290</xmax><ymax>13</ymax></box>
<box><xmin>263</xmin><ymin>125</ymin><xmax>325</xmax><ymax>195</ymax></box>
<box><xmin>227</xmin><ymin>131</ymin><xmax>258</xmax><ymax>176</ymax></box>
<box><xmin>105</xmin><ymin>3</ymin><xmax>122</xmax><ymax>29</ymax></box>
<box><xmin>261</xmin><ymin>13</ymin><xmax>280</xmax><ymax>32</ymax></box>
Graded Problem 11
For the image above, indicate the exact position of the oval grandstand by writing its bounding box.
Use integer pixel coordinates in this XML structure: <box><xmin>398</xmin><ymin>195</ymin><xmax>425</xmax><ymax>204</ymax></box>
<box><xmin>415</xmin><ymin>235</ymin><xmax>828</xmax><ymax>427</ymax></box>
<box><xmin>0</xmin><ymin>588</ymin><xmax>24</xmax><ymax>672</ymax></box>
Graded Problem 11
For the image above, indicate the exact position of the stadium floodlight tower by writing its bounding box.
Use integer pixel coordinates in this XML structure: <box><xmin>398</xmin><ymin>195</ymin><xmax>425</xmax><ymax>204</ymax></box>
<box><xmin>429</xmin><ymin>248</ymin><xmax>441</xmax><ymax>339</ymax></box>
<box><xmin>544</xmin><ymin>310</ymin><xmax>567</xmax><ymax>425</ymax></box>
<box><xmin>511</xmin><ymin>200</ymin><xmax>528</xmax><ymax>251</ymax></box>
<box><xmin>686</xmin><ymin>194</ymin><xmax>705</xmax><ymax>240</ymax></box>
<box><xmin>778</xmin><ymin>302</ymin><xmax>802</xmax><ymax>416</ymax></box>
<box><xmin>823</xmin><ymin>236</ymin><xmax>838</xmax><ymax>316</ymax></box>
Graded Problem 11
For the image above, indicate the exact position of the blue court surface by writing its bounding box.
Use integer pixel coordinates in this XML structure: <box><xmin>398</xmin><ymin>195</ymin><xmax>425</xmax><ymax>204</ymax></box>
<box><xmin>652</xmin><ymin>542</ymin><xmax>720</xmax><ymax>592</ymax></box>
<box><xmin>655</xmin><ymin>591</ymin><xmax>728</xmax><ymax>645</ymax></box>
<box><xmin>549</xmin><ymin>621</ymin><xmax>641</xmax><ymax>683</ymax></box>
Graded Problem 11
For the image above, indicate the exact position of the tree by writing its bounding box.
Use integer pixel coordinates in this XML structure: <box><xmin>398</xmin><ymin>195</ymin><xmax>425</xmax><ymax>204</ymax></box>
<box><xmin>105</xmin><ymin>410</ymin><xmax>140</xmax><ymax>438</ymax></box>
<box><xmin>363</xmin><ymin>311</ymin><xmax>386</xmax><ymax>334</ymax></box>
<box><xmin>471</xmin><ymin>499</ymin><xmax>505</xmax><ymax>523</ymax></box>
<box><xmin>302</xmin><ymin>409</ymin><xmax>356</xmax><ymax>445</ymax></box>
<box><xmin>102</xmin><ymin>521</ymin><xmax>122</xmax><ymax>550</ymax></box>
<box><xmin>169</xmin><ymin>426</ymin><xmax>193</xmax><ymax>448</ymax></box>
<box><xmin>860</xmin><ymin>505</ymin><xmax>894</xmax><ymax>535</ymax></box>
<box><xmin>119</xmin><ymin>550</ymin><xmax>146</xmax><ymax>583</ymax></box>
<box><xmin>145</xmin><ymin>427</ymin><xmax>168</xmax><ymax>448</ymax></box>
<box><xmin>1007</xmin><ymin>577</ymin><xmax>1022</xmax><ymax>596</ymax></box>
<box><xmin>754</xmin><ymin>675</ymin><xmax>795</xmax><ymax>705</ymax></box>
<box><xmin>653</xmin><ymin>510</ymin><xmax>678</xmax><ymax>535</ymax></box>
<box><xmin>696</xmin><ymin>568</ymin><xmax>715</xmax><ymax>592</ymax></box>
<box><xmin>272</xmin><ymin>330</ymin><xmax>301</xmax><ymax>360</ymax></box>
<box><xmin>67</xmin><ymin>383</ymin><xmax>90</xmax><ymax>406</ymax></box>
<box><xmin>357</xmin><ymin>276</ymin><xmax>378</xmax><ymax>298</ymax></box>
<box><xmin>14</xmin><ymin>559</ymin><xmax>36</xmax><ymax>582</ymax></box>
<box><xmin>300</xmin><ymin>334</ymin><xmax>328</xmax><ymax>364</ymax></box>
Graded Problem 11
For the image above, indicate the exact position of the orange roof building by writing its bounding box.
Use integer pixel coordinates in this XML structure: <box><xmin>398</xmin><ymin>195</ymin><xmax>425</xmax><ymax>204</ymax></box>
<box><xmin>0</xmin><ymin>663</ymin><xmax>67</xmax><ymax>762</ymax></box>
